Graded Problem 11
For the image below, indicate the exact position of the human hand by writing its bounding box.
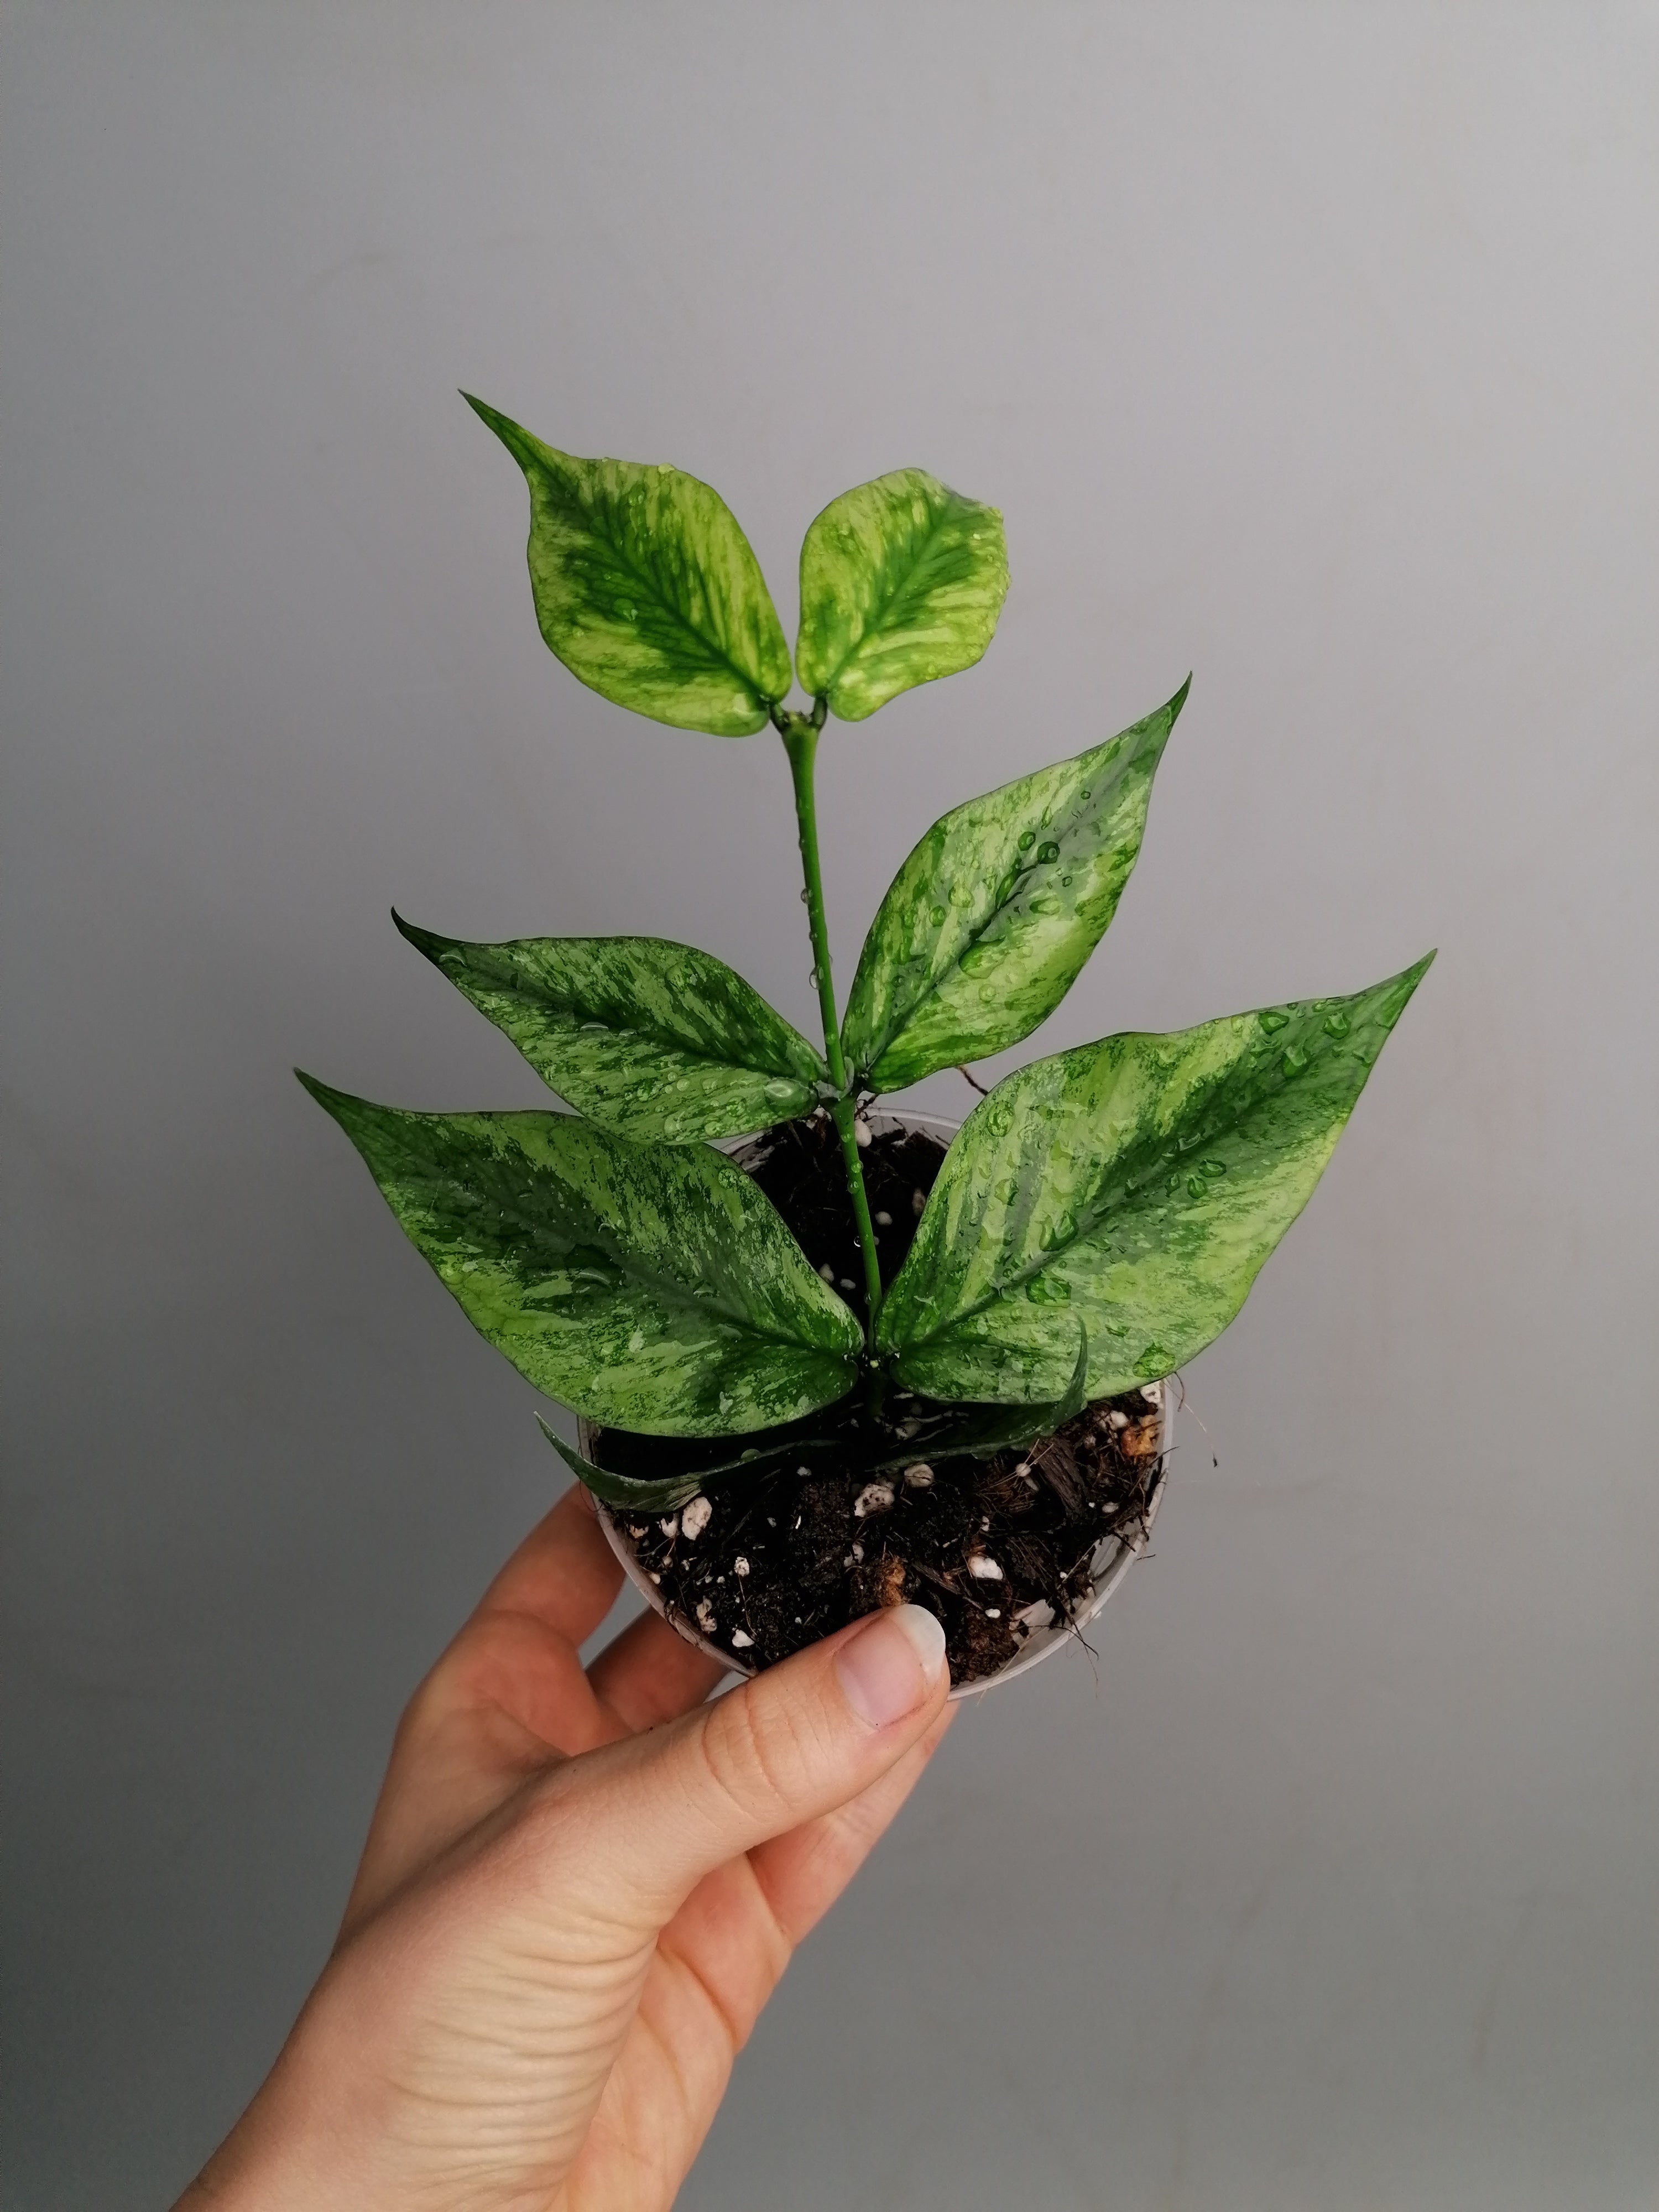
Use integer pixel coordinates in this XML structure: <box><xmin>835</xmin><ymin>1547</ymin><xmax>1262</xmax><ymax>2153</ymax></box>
<box><xmin>177</xmin><ymin>1482</ymin><xmax>953</xmax><ymax>2211</ymax></box>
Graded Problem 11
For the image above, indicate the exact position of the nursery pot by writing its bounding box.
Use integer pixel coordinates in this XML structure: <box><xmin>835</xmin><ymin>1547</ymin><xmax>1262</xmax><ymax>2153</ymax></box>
<box><xmin>583</xmin><ymin>1109</ymin><xmax>1171</xmax><ymax>1700</ymax></box>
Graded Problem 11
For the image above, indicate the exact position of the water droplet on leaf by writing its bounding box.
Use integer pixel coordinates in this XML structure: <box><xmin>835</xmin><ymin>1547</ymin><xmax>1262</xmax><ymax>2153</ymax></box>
<box><xmin>1036</xmin><ymin>840</ymin><xmax>1061</xmax><ymax>864</ymax></box>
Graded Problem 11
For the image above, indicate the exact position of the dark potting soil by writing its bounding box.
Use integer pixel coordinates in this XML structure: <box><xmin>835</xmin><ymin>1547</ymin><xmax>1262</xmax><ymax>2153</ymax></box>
<box><xmin>589</xmin><ymin>1114</ymin><xmax>1167</xmax><ymax>1687</ymax></box>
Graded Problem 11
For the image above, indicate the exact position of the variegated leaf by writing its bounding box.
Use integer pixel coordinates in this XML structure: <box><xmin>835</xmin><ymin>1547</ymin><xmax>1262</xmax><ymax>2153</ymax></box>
<box><xmin>842</xmin><ymin>685</ymin><xmax>1186</xmax><ymax>1091</ymax></box>
<box><xmin>394</xmin><ymin>916</ymin><xmax>823</xmax><ymax>1142</ymax></box>
<box><xmin>467</xmin><ymin>397</ymin><xmax>790</xmax><ymax>735</ymax></box>
<box><xmin>795</xmin><ymin>469</ymin><xmax>1008</xmax><ymax>721</ymax></box>
<box><xmin>877</xmin><ymin>957</ymin><xmax>1434</xmax><ymax>1401</ymax></box>
<box><xmin>299</xmin><ymin>1077</ymin><xmax>861</xmax><ymax>1435</ymax></box>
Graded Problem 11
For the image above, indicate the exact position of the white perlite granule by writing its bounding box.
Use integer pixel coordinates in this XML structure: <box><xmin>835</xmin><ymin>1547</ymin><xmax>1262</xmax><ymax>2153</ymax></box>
<box><xmin>853</xmin><ymin>1481</ymin><xmax>895</xmax><ymax>1517</ymax></box>
<box><xmin>680</xmin><ymin>1495</ymin><xmax>713</xmax><ymax>1540</ymax></box>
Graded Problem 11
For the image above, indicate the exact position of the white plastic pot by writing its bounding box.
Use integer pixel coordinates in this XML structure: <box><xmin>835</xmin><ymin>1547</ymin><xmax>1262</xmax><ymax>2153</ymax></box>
<box><xmin>585</xmin><ymin>1109</ymin><xmax>1171</xmax><ymax>1699</ymax></box>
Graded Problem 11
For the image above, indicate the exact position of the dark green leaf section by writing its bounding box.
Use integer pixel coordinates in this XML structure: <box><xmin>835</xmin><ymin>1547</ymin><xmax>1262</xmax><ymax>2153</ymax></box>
<box><xmin>298</xmin><ymin>1077</ymin><xmax>862</xmax><ymax>1435</ymax></box>
<box><xmin>842</xmin><ymin>686</ymin><xmax>1186</xmax><ymax>1091</ymax></box>
<box><xmin>394</xmin><ymin>915</ymin><xmax>824</xmax><ymax>1142</ymax></box>
<box><xmin>466</xmin><ymin>397</ymin><xmax>791</xmax><ymax>736</ymax></box>
<box><xmin>795</xmin><ymin>469</ymin><xmax>1009</xmax><ymax>721</ymax></box>
<box><xmin>538</xmin><ymin>1419</ymin><xmax>707</xmax><ymax>1512</ymax></box>
<box><xmin>877</xmin><ymin>957</ymin><xmax>1434</xmax><ymax>1403</ymax></box>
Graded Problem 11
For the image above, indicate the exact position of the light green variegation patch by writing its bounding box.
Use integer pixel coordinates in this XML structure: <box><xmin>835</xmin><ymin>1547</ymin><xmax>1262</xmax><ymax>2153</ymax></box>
<box><xmin>394</xmin><ymin>916</ymin><xmax>823</xmax><ymax>1142</ymax></box>
<box><xmin>299</xmin><ymin>1077</ymin><xmax>861</xmax><ymax>1434</ymax></box>
<box><xmin>467</xmin><ymin>397</ymin><xmax>791</xmax><ymax>735</ymax></box>
<box><xmin>877</xmin><ymin>957</ymin><xmax>1434</xmax><ymax>1403</ymax></box>
<box><xmin>795</xmin><ymin>469</ymin><xmax>1009</xmax><ymax>721</ymax></box>
<box><xmin>842</xmin><ymin>686</ymin><xmax>1186</xmax><ymax>1091</ymax></box>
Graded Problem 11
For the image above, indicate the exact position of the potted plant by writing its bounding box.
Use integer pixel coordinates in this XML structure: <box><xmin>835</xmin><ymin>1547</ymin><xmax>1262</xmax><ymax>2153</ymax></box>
<box><xmin>301</xmin><ymin>399</ymin><xmax>1431</xmax><ymax>1691</ymax></box>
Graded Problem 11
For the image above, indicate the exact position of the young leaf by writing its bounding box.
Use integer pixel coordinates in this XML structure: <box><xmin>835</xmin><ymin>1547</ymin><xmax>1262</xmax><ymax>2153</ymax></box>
<box><xmin>298</xmin><ymin>1077</ymin><xmax>862</xmax><ymax>1435</ymax></box>
<box><xmin>466</xmin><ymin>397</ymin><xmax>791</xmax><ymax>736</ymax></box>
<box><xmin>842</xmin><ymin>685</ymin><xmax>1187</xmax><ymax>1091</ymax></box>
<box><xmin>394</xmin><ymin>916</ymin><xmax>824</xmax><ymax>1142</ymax></box>
<box><xmin>795</xmin><ymin>469</ymin><xmax>1009</xmax><ymax>721</ymax></box>
<box><xmin>875</xmin><ymin>956</ymin><xmax>1434</xmax><ymax>1402</ymax></box>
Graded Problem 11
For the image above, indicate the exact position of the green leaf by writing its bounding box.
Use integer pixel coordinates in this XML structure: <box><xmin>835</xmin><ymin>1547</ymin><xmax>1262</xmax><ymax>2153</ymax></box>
<box><xmin>538</xmin><ymin>1418</ymin><xmax>708</xmax><ymax>1512</ymax></box>
<box><xmin>558</xmin><ymin>1328</ymin><xmax>1092</xmax><ymax>1503</ymax></box>
<box><xmin>394</xmin><ymin>916</ymin><xmax>824</xmax><ymax>1142</ymax></box>
<box><xmin>298</xmin><ymin>1077</ymin><xmax>862</xmax><ymax>1435</ymax></box>
<box><xmin>875</xmin><ymin>956</ymin><xmax>1435</xmax><ymax>1402</ymax></box>
<box><xmin>842</xmin><ymin>686</ymin><xmax>1187</xmax><ymax>1091</ymax></box>
<box><xmin>795</xmin><ymin>468</ymin><xmax>1009</xmax><ymax>722</ymax></box>
<box><xmin>466</xmin><ymin>396</ymin><xmax>791</xmax><ymax>736</ymax></box>
<box><xmin>894</xmin><ymin>1323</ymin><xmax>1090</xmax><ymax>1458</ymax></box>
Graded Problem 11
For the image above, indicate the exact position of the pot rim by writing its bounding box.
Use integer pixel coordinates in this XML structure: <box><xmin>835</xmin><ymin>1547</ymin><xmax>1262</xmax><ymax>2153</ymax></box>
<box><xmin>580</xmin><ymin>1106</ymin><xmax>1171</xmax><ymax>1700</ymax></box>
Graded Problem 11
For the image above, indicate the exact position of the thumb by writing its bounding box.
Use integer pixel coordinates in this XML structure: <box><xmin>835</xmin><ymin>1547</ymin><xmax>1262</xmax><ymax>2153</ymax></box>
<box><xmin>537</xmin><ymin>1605</ymin><xmax>950</xmax><ymax>1927</ymax></box>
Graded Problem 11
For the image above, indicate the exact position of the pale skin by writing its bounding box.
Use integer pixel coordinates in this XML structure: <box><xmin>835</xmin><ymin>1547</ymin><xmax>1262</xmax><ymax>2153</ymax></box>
<box><xmin>177</xmin><ymin>1483</ymin><xmax>954</xmax><ymax>2211</ymax></box>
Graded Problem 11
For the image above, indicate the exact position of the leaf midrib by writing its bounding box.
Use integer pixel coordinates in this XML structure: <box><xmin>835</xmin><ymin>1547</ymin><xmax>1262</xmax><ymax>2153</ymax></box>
<box><xmin>495</xmin><ymin>979</ymin><xmax>820</xmax><ymax>1092</ymax></box>
<box><xmin>468</xmin><ymin>1168</ymin><xmax>854</xmax><ymax>1359</ymax></box>
<box><xmin>854</xmin><ymin>850</ymin><xmax>1041</xmax><ymax>1078</ymax></box>
<box><xmin>817</xmin><ymin>484</ymin><xmax>964</xmax><ymax>697</ymax></box>
<box><xmin>853</xmin><ymin>725</ymin><xmax>1150</xmax><ymax>1079</ymax></box>
<box><xmin>551</xmin><ymin>457</ymin><xmax>778</xmax><ymax>709</ymax></box>
<box><xmin>891</xmin><ymin>1037</ymin><xmax>1330</xmax><ymax>1349</ymax></box>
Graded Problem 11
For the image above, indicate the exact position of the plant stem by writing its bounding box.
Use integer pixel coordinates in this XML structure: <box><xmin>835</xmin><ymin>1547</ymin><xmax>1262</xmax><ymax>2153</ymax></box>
<box><xmin>776</xmin><ymin>708</ymin><xmax>885</xmax><ymax>1339</ymax></box>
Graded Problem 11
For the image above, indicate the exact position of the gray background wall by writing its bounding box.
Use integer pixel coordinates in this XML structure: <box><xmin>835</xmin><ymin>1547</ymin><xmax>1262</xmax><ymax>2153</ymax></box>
<box><xmin>4</xmin><ymin>5</ymin><xmax>1657</xmax><ymax>2205</ymax></box>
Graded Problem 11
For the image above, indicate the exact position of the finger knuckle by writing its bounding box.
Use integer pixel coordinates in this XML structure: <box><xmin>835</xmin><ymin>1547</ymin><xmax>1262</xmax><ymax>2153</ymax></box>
<box><xmin>700</xmin><ymin>1687</ymin><xmax>820</xmax><ymax>1824</ymax></box>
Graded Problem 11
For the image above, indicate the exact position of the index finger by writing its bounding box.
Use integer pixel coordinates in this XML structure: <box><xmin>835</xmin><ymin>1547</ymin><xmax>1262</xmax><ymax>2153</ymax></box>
<box><xmin>475</xmin><ymin>1480</ymin><xmax>624</xmax><ymax>1649</ymax></box>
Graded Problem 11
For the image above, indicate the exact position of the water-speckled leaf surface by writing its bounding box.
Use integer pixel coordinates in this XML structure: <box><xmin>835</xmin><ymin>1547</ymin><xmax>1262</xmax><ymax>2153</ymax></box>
<box><xmin>795</xmin><ymin>469</ymin><xmax>1009</xmax><ymax>721</ymax></box>
<box><xmin>394</xmin><ymin>916</ymin><xmax>823</xmax><ymax>1142</ymax></box>
<box><xmin>299</xmin><ymin>1077</ymin><xmax>861</xmax><ymax>1434</ymax></box>
<box><xmin>877</xmin><ymin>957</ymin><xmax>1433</xmax><ymax>1402</ymax></box>
<box><xmin>467</xmin><ymin>397</ymin><xmax>791</xmax><ymax>735</ymax></box>
<box><xmin>842</xmin><ymin>686</ymin><xmax>1186</xmax><ymax>1091</ymax></box>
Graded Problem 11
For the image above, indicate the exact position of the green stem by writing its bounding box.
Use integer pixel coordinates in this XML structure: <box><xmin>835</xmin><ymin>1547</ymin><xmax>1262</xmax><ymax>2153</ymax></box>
<box><xmin>777</xmin><ymin>708</ymin><xmax>885</xmax><ymax>1339</ymax></box>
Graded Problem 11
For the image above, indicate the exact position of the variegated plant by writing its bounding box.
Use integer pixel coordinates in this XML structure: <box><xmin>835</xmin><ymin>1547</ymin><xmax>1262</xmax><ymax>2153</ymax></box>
<box><xmin>304</xmin><ymin>400</ymin><xmax>1432</xmax><ymax>1511</ymax></box>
